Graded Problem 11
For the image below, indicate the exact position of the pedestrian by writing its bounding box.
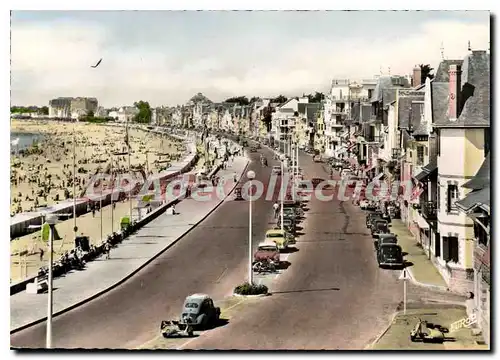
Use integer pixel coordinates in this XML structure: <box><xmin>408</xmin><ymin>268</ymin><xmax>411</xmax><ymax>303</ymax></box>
<box><xmin>273</xmin><ymin>202</ymin><xmax>279</xmax><ymax>218</ymax></box>
<box><xmin>105</xmin><ymin>241</ymin><xmax>111</xmax><ymax>260</ymax></box>
<box><xmin>233</xmin><ymin>172</ymin><xmax>237</xmax><ymax>183</ymax></box>
<box><xmin>39</xmin><ymin>248</ymin><xmax>44</xmax><ymax>262</ymax></box>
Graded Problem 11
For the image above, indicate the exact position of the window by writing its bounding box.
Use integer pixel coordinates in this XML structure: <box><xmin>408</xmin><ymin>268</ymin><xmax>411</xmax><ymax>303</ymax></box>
<box><xmin>443</xmin><ymin>236</ymin><xmax>459</xmax><ymax>263</ymax></box>
<box><xmin>447</xmin><ymin>184</ymin><xmax>459</xmax><ymax>212</ymax></box>
<box><xmin>435</xmin><ymin>233</ymin><xmax>441</xmax><ymax>258</ymax></box>
<box><xmin>368</xmin><ymin>89</ymin><xmax>373</xmax><ymax>99</ymax></box>
<box><xmin>474</xmin><ymin>216</ymin><xmax>489</xmax><ymax>247</ymax></box>
<box><xmin>436</xmin><ymin>131</ymin><xmax>441</xmax><ymax>156</ymax></box>
<box><xmin>417</xmin><ymin>146</ymin><xmax>425</xmax><ymax>165</ymax></box>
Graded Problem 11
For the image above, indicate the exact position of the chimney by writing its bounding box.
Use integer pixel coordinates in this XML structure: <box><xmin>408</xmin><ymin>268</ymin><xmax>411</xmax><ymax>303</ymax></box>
<box><xmin>448</xmin><ymin>64</ymin><xmax>461</xmax><ymax>121</ymax></box>
<box><xmin>412</xmin><ymin>65</ymin><xmax>422</xmax><ymax>88</ymax></box>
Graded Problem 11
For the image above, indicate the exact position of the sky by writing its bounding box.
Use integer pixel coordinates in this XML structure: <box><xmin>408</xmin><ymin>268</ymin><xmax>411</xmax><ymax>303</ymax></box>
<box><xmin>10</xmin><ymin>10</ymin><xmax>490</xmax><ymax>107</ymax></box>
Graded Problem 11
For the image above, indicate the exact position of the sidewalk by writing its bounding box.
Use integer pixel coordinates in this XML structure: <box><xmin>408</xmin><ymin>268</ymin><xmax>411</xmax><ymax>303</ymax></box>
<box><xmin>10</xmin><ymin>156</ymin><xmax>249</xmax><ymax>332</ymax></box>
<box><xmin>390</xmin><ymin>220</ymin><xmax>448</xmax><ymax>290</ymax></box>
<box><xmin>369</xmin><ymin>305</ymin><xmax>488</xmax><ymax>350</ymax></box>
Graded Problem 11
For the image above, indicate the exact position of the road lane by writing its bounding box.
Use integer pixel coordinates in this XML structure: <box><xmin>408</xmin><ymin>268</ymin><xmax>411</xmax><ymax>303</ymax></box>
<box><xmin>11</xmin><ymin>147</ymin><xmax>278</xmax><ymax>349</ymax></box>
<box><xmin>182</xmin><ymin>152</ymin><xmax>404</xmax><ymax>350</ymax></box>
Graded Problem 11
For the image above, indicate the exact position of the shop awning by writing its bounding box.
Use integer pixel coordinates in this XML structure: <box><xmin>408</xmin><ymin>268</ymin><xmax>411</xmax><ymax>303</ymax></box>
<box><xmin>415</xmin><ymin>160</ymin><xmax>437</xmax><ymax>182</ymax></box>
<box><xmin>416</xmin><ymin>215</ymin><xmax>429</xmax><ymax>229</ymax></box>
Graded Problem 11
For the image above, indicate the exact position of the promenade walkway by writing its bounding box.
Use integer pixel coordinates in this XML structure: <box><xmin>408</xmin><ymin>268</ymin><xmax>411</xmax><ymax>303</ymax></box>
<box><xmin>10</xmin><ymin>156</ymin><xmax>248</xmax><ymax>331</ymax></box>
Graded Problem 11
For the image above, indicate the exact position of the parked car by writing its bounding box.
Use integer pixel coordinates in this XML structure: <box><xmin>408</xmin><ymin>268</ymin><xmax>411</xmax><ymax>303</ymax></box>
<box><xmin>254</xmin><ymin>241</ymin><xmax>280</xmax><ymax>263</ymax></box>
<box><xmin>277</xmin><ymin>217</ymin><xmax>297</xmax><ymax>235</ymax></box>
<box><xmin>265</xmin><ymin>229</ymin><xmax>289</xmax><ymax>250</ymax></box>
<box><xmin>180</xmin><ymin>294</ymin><xmax>221</xmax><ymax>329</ymax></box>
<box><xmin>371</xmin><ymin>219</ymin><xmax>390</xmax><ymax>238</ymax></box>
<box><xmin>377</xmin><ymin>244</ymin><xmax>404</xmax><ymax>269</ymax></box>
<box><xmin>313</xmin><ymin>155</ymin><xmax>322</xmax><ymax>162</ymax></box>
<box><xmin>272</xmin><ymin>166</ymin><xmax>282</xmax><ymax>175</ymax></box>
<box><xmin>366</xmin><ymin>211</ymin><xmax>383</xmax><ymax>228</ymax></box>
<box><xmin>374</xmin><ymin>233</ymin><xmax>398</xmax><ymax>250</ymax></box>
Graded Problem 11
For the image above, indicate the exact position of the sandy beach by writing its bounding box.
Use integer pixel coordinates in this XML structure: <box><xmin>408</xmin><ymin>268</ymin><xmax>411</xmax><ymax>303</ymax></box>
<box><xmin>10</xmin><ymin>120</ymin><xmax>195</xmax><ymax>283</ymax></box>
<box><xmin>10</xmin><ymin>120</ymin><xmax>186</xmax><ymax>215</ymax></box>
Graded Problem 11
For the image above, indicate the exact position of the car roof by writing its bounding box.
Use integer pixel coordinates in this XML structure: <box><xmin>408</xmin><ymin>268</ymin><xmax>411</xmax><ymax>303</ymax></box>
<box><xmin>380</xmin><ymin>243</ymin><xmax>401</xmax><ymax>249</ymax></box>
<box><xmin>185</xmin><ymin>293</ymin><xmax>210</xmax><ymax>303</ymax></box>
<box><xmin>266</xmin><ymin>229</ymin><xmax>284</xmax><ymax>235</ymax></box>
<box><xmin>258</xmin><ymin>241</ymin><xmax>277</xmax><ymax>247</ymax></box>
<box><xmin>379</xmin><ymin>233</ymin><xmax>397</xmax><ymax>239</ymax></box>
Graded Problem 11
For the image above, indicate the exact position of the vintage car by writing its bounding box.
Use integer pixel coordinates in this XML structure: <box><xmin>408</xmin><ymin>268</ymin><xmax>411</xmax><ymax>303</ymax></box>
<box><xmin>371</xmin><ymin>219</ymin><xmax>390</xmax><ymax>238</ymax></box>
<box><xmin>366</xmin><ymin>211</ymin><xmax>383</xmax><ymax>228</ymax></box>
<box><xmin>277</xmin><ymin>217</ymin><xmax>296</xmax><ymax>235</ymax></box>
<box><xmin>374</xmin><ymin>233</ymin><xmax>398</xmax><ymax>250</ymax></box>
<box><xmin>313</xmin><ymin>154</ymin><xmax>322</xmax><ymax>163</ymax></box>
<box><xmin>377</xmin><ymin>244</ymin><xmax>404</xmax><ymax>269</ymax></box>
<box><xmin>179</xmin><ymin>294</ymin><xmax>221</xmax><ymax>329</ymax></box>
<box><xmin>272</xmin><ymin>166</ymin><xmax>282</xmax><ymax>175</ymax></box>
<box><xmin>265</xmin><ymin>229</ymin><xmax>289</xmax><ymax>250</ymax></box>
<box><xmin>254</xmin><ymin>241</ymin><xmax>280</xmax><ymax>263</ymax></box>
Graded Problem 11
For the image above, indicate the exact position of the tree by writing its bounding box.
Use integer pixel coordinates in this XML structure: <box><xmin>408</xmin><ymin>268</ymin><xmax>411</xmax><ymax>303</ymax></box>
<box><xmin>40</xmin><ymin>106</ymin><xmax>49</xmax><ymax>115</ymax></box>
<box><xmin>307</xmin><ymin>92</ymin><xmax>325</xmax><ymax>103</ymax></box>
<box><xmin>271</xmin><ymin>95</ymin><xmax>287</xmax><ymax>104</ymax></box>
<box><xmin>419</xmin><ymin>64</ymin><xmax>435</xmax><ymax>84</ymax></box>
<box><xmin>133</xmin><ymin>101</ymin><xmax>152</xmax><ymax>123</ymax></box>
<box><xmin>87</xmin><ymin>110</ymin><xmax>95</xmax><ymax>118</ymax></box>
<box><xmin>250</xmin><ymin>96</ymin><xmax>261</xmax><ymax>103</ymax></box>
<box><xmin>224</xmin><ymin>96</ymin><xmax>249</xmax><ymax>106</ymax></box>
<box><xmin>262</xmin><ymin>105</ymin><xmax>274</xmax><ymax>133</ymax></box>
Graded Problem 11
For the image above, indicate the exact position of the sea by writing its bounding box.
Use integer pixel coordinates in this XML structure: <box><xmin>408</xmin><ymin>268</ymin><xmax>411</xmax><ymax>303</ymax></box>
<box><xmin>10</xmin><ymin>132</ymin><xmax>44</xmax><ymax>152</ymax></box>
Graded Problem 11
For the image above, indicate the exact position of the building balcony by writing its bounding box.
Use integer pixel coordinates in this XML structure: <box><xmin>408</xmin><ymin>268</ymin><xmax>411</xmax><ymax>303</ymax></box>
<box><xmin>421</xmin><ymin>200</ymin><xmax>437</xmax><ymax>220</ymax></box>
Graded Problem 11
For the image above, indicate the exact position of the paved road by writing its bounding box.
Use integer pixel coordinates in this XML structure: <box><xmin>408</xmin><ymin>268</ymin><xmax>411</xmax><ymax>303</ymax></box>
<box><xmin>10</xmin><ymin>147</ymin><xmax>278</xmax><ymax>349</ymax></box>
<box><xmin>171</xmin><ymin>152</ymin><xmax>466</xmax><ymax>350</ymax></box>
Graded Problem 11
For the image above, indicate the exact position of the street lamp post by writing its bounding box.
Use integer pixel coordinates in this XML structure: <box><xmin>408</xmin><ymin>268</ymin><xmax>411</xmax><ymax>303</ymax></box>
<box><xmin>44</xmin><ymin>213</ymin><xmax>59</xmax><ymax>349</ymax></box>
<box><xmin>280</xmin><ymin>154</ymin><xmax>286</xmax><ymax>231</ymax></box>
<box><xmin>291</xmin><ymin>144</ymin><xmax>296</xmax><ymax>202</ymax></box>
<box><xmin>73</xmin><ymin>120</ymin><xmax>77</xmax><ymax>243</ymax></box>
<box><xmin>247</xmin><ymin>170</ymin><xmax>256</xmax><ymax>285</ymax></box>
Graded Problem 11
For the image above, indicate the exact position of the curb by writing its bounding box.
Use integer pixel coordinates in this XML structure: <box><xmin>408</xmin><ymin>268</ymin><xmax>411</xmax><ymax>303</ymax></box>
<box><xmin>365</xmin><ymin>310</ymin><xmax>400</xmax><ymax>349</ymax></box>
<box><xmin>10</xmin><ymin>157</ymin><xmax>250</xmax><ymax>335</ymax></box>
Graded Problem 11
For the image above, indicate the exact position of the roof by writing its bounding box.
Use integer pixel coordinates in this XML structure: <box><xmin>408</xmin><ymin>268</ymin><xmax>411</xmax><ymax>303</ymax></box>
<box><xmin>433</xmin><ymin>60</ymin><xmax>463</xmax><ymax>82</ymax></box>
<box><xmin>258</xmin><ymin>241</ymin><xmax>278</xmax><ymax>247</ymax></box>
<box><xmin>266</xmin><ymin>229</ymin><xmax>285</xmax><ymax>235</ymax></box>
<box><xmin>455</xmin><ymin>185</ymin><xmax>490</xmax><ymax>213</ymax></box>
<box><xmin>430</xmin><ymin>82</ymin><xmax>450</xmax><ymax>125</ymax></box>
<box><xmin>371</xmin><ymin>76</ymin><xmax>410</xmax><ymax>103</ymax></box>
<box><xmin>434</xmin><ymin>51</ymin><xmax>490</xmax><ymax>128</ymax></box>
<box><xmin>398</xmin><ymin>95</ymin><xmax>424</xmax><ymax>129</ymax></box>
<box><xmin>415</xmin><ymin>159</ymin><xmax>438</xmax><ymax>182</ymax></box>
<box><xmin>463</xmin><ymin>153</ymin><xmax>490</xmax><ymax>190</ymax></box>
<box><xmin>185</xmin><ymin>293</ymin><xmax>210</xmax><ymax>303</ymax></box>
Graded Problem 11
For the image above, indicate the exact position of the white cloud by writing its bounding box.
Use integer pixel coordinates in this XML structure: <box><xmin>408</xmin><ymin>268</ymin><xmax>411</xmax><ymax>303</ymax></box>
<box><xmin>11</xmin><ymin>18</ymin><xmax>489</xmax><ymax>107</ymax></box>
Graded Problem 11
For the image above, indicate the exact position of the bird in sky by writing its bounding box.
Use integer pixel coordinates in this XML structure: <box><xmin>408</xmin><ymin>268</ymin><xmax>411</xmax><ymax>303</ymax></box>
<box><xmin>91</xmin><ymin>58</ymin><xmax>102</xmax><ymax>68</ymax></box>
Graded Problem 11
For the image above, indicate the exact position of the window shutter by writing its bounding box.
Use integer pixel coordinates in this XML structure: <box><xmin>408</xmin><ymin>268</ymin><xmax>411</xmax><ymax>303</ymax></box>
<box><xmin>424</xmin><ymin>146</ymin><xmax>428</xmax><ymax>156</ymax></box>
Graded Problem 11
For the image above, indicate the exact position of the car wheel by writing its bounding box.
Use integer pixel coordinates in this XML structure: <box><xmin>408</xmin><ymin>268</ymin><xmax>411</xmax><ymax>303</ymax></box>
<box><xmin>198</xmin><ymin>314</ymin><xmax>207</xmax><ymax>330</ymax></box>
